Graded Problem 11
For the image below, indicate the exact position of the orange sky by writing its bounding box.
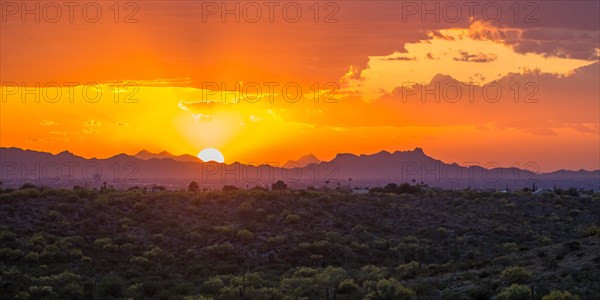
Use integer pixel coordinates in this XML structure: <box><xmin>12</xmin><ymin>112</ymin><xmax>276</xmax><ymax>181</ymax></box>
<box><xmin>1</xmin><ymin>1</ymin><xmax>599</xmax><ymax>172</ymax></box>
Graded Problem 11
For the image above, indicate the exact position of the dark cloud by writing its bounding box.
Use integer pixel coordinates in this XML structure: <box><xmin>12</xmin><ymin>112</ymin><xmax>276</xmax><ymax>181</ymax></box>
<box><xmin>511</xmin><ymin>28</ymin><xmax>599</xmax><ymax>60</ymax></box>
<box><xmin>453</xmin><ymin>51</ymin><xmax>498</xmax><ymax>63</ymax></box>
<box><xmin>382</xmin><ymin>56</ymin><xmax>416</xmax><ymax>61</ymax></box>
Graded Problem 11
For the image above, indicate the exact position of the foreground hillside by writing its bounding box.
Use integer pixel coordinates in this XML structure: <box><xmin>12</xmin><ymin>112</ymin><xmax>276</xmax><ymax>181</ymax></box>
<box><xmin>0</xmin><ymin>186</ymin><xmax>599</xmax><ymax>299</ymax></box>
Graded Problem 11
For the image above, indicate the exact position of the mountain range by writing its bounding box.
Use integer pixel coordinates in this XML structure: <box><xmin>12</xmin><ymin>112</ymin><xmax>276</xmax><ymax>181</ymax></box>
<box><xmin>134</xmin><ymin>150</ymin><xmax>201</xmax><ymax>163</ymax></box>
<box><xmin>0</xmin><ymin>147</ymin><xmax>598</xmax><ymax>190</ymax></box>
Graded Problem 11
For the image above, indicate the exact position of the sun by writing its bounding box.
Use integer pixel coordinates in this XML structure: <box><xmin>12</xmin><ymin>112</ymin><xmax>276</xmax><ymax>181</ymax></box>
<box><xmin>197</xmin><ymin>148</ymin><xmax>225</xmax><ymax>163</ymax></box>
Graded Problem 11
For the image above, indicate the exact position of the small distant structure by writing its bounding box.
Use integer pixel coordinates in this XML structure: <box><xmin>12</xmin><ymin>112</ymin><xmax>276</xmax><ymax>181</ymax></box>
<box><xmin>533</xmin><ymin>188</ymin><xmax>553</xmax><ymax>196</ymax></box>
<box><xmin>149</xmin><ymin>184</ymin><xmax>167</xmax><ymax>192</ymax></box>
<box><xmin>352</xmin><ymin>187</ymin><xmax>370</xmax><ymax>194</ymax></box>
<box><xmin>497</xmin><ymin>185</ymin><xmax>511</xmax><ymax>194</ymax></box>
<box><xmin>497</xmin><ymin>189</ymin><xmax>510</xmax><ymax>194</ymax></box>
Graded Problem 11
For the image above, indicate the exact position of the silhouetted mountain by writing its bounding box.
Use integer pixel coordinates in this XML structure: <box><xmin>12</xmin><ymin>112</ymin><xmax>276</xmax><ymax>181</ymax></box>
<box><xmin>331</xmin><ymin>148</ymin><xmax>441</xmax><ymax>179</ymax></box>
<box><xmin>543</xmin><ymin>169</ymin><xmax>600</xmax><ymax>177</ymax></box>
<box><xmin>286</xmin><ymin>154</ymin><xmax>321</xmax><ymax>167</ymax></box>
<box><xmin>135</xmin><ymin>150</ymin><xmax>200</xmax><ymax>162</ymax></box>
<box><xmin>1</xmin><ymin>147</ymin><xmax>598</xmax><ymax>190</ymax></box>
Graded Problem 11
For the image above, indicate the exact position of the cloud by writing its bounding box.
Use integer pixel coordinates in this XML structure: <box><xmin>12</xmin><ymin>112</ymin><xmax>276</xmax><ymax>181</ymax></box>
<box><xmin>39</xmin><ymin>120</ymin><xmax>57</xmax><ymax>126</ymax></box>
<box><xmin>513</xmin><ymin>28</ymin><xmax>599</xmax><ymax>60</ymax></box>
<box><xmin>84</xmin><ymin>120</ymin><xmax>102</xmax><ymax>127</ymax></box>
<box><xmin>327</xmin><ymin>126</ymin><xmax>346</xmax><ymax>132</ymax></box>
<box><xmin>453</xmin><ymin>51</ymin><xmax>497</xmax><ymax>63</ymax></box>
<box><xmin>116</xmin><ymin>122</ymin><xmax>129</xmax><ymax>127</ymax></box>
<box><xmin>49</xmin><ymin>131</ymin><xmax>66</xmax><ymax>135</ymax></box>
<box><xmin>108</xmin><ymin>78</ymin><xmax>193</xmax><ymax>88</ymax></box>
<box><xmin>83</xmin><ymin>129</ymin><xmax>100</xmax><ymax>134</ymax></box>
<box><xmin>191</xmin><ymin>114</ymin><xmax>214</xmax><ymax>122</ymax></box>
<box><xmin>521</xmin><ymin>128</ymin><xmax>557</xmax><ymax>136</ymax></box>
<box><xmin>382</xmin><ymin>56</ymin><xmax>416</xmax><ymax>61</ymax></box>
<box><xmin>341</xmin><ymin>21</ymin><xmax>596</xmax><ymax>101</ymax></box>
<box><xmin>249</xmin><ymin>115</ymin><xmax>264</xmax><ymax>122</ymax></box>
<box><xmin>30</xmin><ymin>137</ymin><xmax>69</xmax><ymax>142</ymax></box>
<box><xmin>178</xmin><ymin>101</ymin><xmax>190</xmax><ymax>111</ymax></box>
<box><xmin>564</xmin><ymin>123</ymin><xmax>599</xmax><ymax>134</ymax></box>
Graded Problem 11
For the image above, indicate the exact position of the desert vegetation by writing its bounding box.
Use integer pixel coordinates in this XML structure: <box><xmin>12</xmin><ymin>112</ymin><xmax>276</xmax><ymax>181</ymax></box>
<box><xmin>0</xmin><ymin>183</ymin><xmax>599</xmax><ymax>299</ymax></box>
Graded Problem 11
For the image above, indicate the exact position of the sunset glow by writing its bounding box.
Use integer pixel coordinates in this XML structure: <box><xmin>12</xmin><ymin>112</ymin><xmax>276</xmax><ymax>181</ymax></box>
<box><xmin>1</xmin><ymin>2</ymin><xmax>600</xmax><ymax>298</ymax></box>
<box><xmin>1</xmin><ymin>1</ymin><xmax>598</xmax><ymax>172</ymax></box>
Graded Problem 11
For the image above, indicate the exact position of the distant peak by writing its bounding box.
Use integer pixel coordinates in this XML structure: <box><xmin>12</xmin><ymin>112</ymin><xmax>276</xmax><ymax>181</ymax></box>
<box><xmin>301</xmin><ymin>154</ymin><xmax>319</xmax><ymax>160</ymax></box>
<box><xmin>136</xmin><ymin>149</ymin><xmax>153</xmax><ymax>155</ymax></box>
<box><xmin>393</xmin><ymin>147</ymin><xmax>426</xmax><ymax>155</ymax></box>
<box><xmin>428</xmin><ymin>74</ymin><xmax>456</xmax><ymax>85</ymax></box>
<box><xmin>334</xmin><ymin>153</ymin><xmax>357</xmax><ymax>159</ymax></box>
<box><xmin>286</xmin><ymin>153</ymin><xmax>321</xmax><ymax>167</ymax></box>
<box><xmin>112</xmin><ymin>153</ymin><xmax>132</xmax><ymax>159</ymax></box>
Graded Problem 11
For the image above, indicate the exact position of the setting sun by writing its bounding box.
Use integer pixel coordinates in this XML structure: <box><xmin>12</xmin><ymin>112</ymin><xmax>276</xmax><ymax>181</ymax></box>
<box><xmin>197</xmin><ymin>147</ymin><xmax>225</xmax><ymax>163</ymax></box>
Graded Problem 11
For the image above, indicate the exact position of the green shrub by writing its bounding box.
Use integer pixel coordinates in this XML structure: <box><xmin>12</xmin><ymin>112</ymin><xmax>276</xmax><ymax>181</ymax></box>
<box><xmin>372</xmin><ymin>278</ymin><xmax>414</xmax><ymax>300</ymax></box>
<box><xmin>236</xmin><ymin>229</ymin><xmax>255</xmax><ymax>241</ymax></box>
<box><xmin>542</xmin><ymin>290</ymin><xmax>580</xmax><ymax>300</ymax></box>
<box><xmin>396</xmin><ymin>261</ymin><xmax>419</xmax><ymax>279</ymax></box>
<box><xmin>285</xmin><ymin>214</ymin><xmax>300</xmax><ymax>224</ymax></box>
<box><xmin>496</xmin><ymin>284</ymin><xmax>531</xmax><ymax>300</ymax></box>
<box><xmin>97</xmin><ymin>277</ymin><xmax>125</xmax><ymax>298</ymax></box>
<box><xmin>501</xmin><ymin>266</ymin><xmax>532</xmax><ymax>284</ymax></box>
<box><xmin>501</xmin><ymin>242</ymin><xmax>519</xmax><ymax>253</ymax></box>
<box><xmin>338</xmin><ymin>279</ymin><xmax>359</xmax><ymax>294</ymax></box>
<box><xmin>200</xmin><ymin>277</ymin><xmax>224</xmax><ymax>294</ymax></box>
<box><xmin>583</xmin><ymin>225</ymin><xmax>600</xmax><ymax>237</ymax></box>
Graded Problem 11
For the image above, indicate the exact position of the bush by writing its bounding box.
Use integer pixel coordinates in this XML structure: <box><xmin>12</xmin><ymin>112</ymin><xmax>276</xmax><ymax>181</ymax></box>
<box><xmin>501</xmin><ymin>266</ymin><xmax>532</xmax><ymax>284</ymax></box>
<box><xmin>236</xmin><ymin>229</ymin><xmax>255</xmax><ymax>241</ymax></box>
<box><xmin>496</xmin><ymin>284</ymin><xmax>531</xmax><ymax>300</ymax></box>
<box><xmin>97</xmin><ymin>277</ymin><xmax>125</xmax><ymax>298</ymax></box>
<box><xmin>501</xmin><ymin>242</ymin><xmax>519</xmax><ymax>253</ymax></box>
<box><xmin>373</xmin><ymin>278</ymin><xmax>414</xmax><ymax>300</ymax></box>
<box><xmin>542</xmin><ymin>290</ymin><xmax>580</xmax><ymax>300</ymax></box>
<box><xmin>271</xmin><ymin>180</ymin><xmax>288</xmax><ymax>191</ymax></box>
<box><xmin>583</xmin><ymin>225</ymin><xmax>600</xmax><ymax>237</ymax></box>
<box><xmin>200</xmin><ymin>277</ymin><xmax>224</xmax><ymax>294</ymax></box>
<box><xmin>0</xmin><ymin>230</ymin><xmax>17</xmax><ymax>242</ymax></box>
<box><xmin>222</xmin><ymin>185</ymin><xmax>239</xmax><ymax>191</ymax></box>
<box><xmin>396</xmin><ymin>261</ymin><xmax>419</xmax><ymax>279</ymax></box>
<box><xmin>337</xmin><ymin>279</ymin><xmax>359</xmax><ymax>294</ymax></box>
<box><xmin>285</xmin><ymin>214</ymin><xmax>300</xmax><ymax>224</ymax></box>
<box><xmin>206</xmin><ymin>242</ymin><xmax>235</xmax><ymax>256</ymax></box>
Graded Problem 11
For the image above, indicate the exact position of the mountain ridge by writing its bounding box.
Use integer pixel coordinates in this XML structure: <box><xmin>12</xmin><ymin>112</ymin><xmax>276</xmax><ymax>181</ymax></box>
<box><xmin>0</xmin><ymin>147</ymin><xmax>598</xmax><ymax>190</ymax></box>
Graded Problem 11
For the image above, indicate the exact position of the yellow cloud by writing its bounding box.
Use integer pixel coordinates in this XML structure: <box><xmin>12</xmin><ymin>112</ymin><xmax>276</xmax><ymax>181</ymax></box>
<box><xmin>39</xmin><ymin>120</ymin><xmax>57</xmax><ymax>126</ymax></box>
<box><xmin>84</xmin><ymin>120</ymin><xmax>102</xmax><ymax>127</ymax></box>
<box><xmin>83</xmin><ymin>129</ymin><xmax>100</xmax><ymax>134</ymax></box>
<box><xmin>343</xmin><ymin>21</ymin><xmax>597</xmax><ymax>101</ymax></box>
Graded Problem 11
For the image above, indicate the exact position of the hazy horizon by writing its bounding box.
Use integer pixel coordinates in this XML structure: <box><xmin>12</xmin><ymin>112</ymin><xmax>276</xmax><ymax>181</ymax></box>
<box><xmin>1</xmin><ymin>1</ymin><xmax>599</xmax><ymax>173</ymax></box>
